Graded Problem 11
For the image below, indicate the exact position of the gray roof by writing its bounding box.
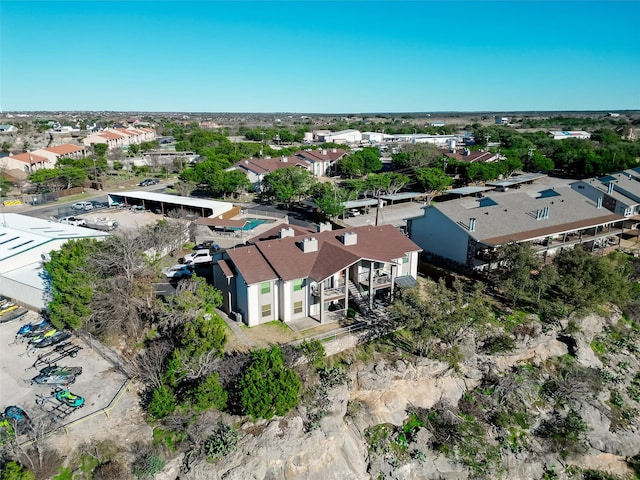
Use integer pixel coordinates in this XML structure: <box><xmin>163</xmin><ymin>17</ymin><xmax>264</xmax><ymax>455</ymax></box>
<box><xmin>343</xmin><ymin>199</ymin><xmax>381</xmax><ymax>209</ymax></box>
<box><xmin>381</xmin><ymin>192</ymin><xmax>426</xmax><ymax>201</ymax></box>
<box><xmin>446</xmin><ymin>186</ymin><xmax>494</xmax><ymax>196</ymax></box>
<box><xmin>431</xmin><ymin>186</ymin><xmax>621</xmax><ymax>244</ymax></box>
<box><xmin>485</xmin><ymin>172</ymin><xmax>546</xmax><ymax>188</ymax></box>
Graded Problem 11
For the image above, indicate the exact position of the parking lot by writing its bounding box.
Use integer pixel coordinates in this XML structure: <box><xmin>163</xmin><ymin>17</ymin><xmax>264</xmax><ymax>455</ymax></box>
<box><xmin>0</xmin><ymin>311</ymin><xmax>135</xmax><ymax>443</ymax></box>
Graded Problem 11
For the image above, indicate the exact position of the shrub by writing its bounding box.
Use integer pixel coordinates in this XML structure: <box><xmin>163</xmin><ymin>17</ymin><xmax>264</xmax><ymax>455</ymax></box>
<box><xmin>191</xmin><ymin>373</ymin><xmax>227</xmax><ymax>412</ymax></box>
<box><xmin>239</xmin><ymin>346</ymin><xmax>301</xmax><ymax>419</ymax></box>
<box><xmin>1</xmin><ymin>462</ymin><xmax>35</xmax><ymax>480</ymax></box>
<box><xmin>296</xmin><ymin>339</ymin><xmax>326</xmax><ymax>368</ymax></box>
<box><xmin>148</xmin><ymin>385</ymin><xmax>176</xmax><ymax>419</ymax></box>
<box><xmin>204</xmin><ymin>422</ymin><xmax>242</xmax><ymax>462</ymax></box>
<box><xmin>482</xmin><ymin>334</ymin><xmax>516</xmax><ymax>354</ymax></box>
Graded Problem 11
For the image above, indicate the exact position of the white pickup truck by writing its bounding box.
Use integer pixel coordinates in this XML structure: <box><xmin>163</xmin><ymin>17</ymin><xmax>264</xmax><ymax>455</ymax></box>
<box><xmin>181</xmin><ymin>250</ymin><xmax>213</xmax><ymax>266</ymax></box>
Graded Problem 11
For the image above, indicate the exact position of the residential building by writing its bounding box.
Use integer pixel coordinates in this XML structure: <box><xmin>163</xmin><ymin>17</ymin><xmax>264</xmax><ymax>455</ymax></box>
<box><xmin>442</xmin><ymin>148</ymin><xmax>500</xmax><ymax>163</ymax></box>
<box><xmin>0</xmin><ymin>125</ymin><xmax>16</xmax><ymax>133</ymax></box>
<box><xmin>549</xmin><ymin>130</ymin><xmax>591</xmax><ymax>140</ymax></box>
<box><xmin>294</xmin><ymin>148</ymin><xmax>347</xmax><ymax>177</ymax></box>
<box><xmin>495</xmin><ymin>116</ymin><xmax>509</xmax><ymax>125</ymax></box>
<box><xmin>228</xmin><ymin>156</ymin><xmax>312</xmax><ymax>190</ymax></box>
<box><xmin>31</xmin><ymin>144</ymin><xmax>87</xmax><ymax>164</ymax></box>
<box><xmin>571</xmin><ymin>172</ymin><xmax>640</xmax><ymax>217</ymax></box>
<box><xmin>214</xmin><ymin>224</ymin><xmax>421</xmax><ymax>327</ymax></box>
<box><xmin>2</xmin><ymin>152</ymin><xmax>54</xmax><ymax>179</ymax></box>
<box><xmin>83</xmin><ymin>127</ymin><xmax>156</xmax><ymax>150</ymax></box>
<box><xmin>407</xmin><ymin>185</ymin><xmax>627</xmax><ymax>271</ymax></box>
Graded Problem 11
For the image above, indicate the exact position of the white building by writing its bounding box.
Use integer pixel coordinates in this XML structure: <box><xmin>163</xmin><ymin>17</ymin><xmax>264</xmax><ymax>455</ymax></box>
<box><xmin>0</xmin><ymin>214</ymin><xmax>110</xmax><ymax>310</ymax></box>
<box><xmin>318</xmin><ymin>129</ymin><xmax>362</xmax><ymax>144</ymax></box>
<box><xmin>549</xmin><ymin>131</ymin><xmax>591</xmax><ymax>140</ymax></box>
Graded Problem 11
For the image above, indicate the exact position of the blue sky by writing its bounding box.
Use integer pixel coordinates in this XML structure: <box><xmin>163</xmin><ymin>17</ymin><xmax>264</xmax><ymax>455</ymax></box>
<box><xmin>1</xmin><ymin>1</ymin><xmax>639</xmax><ymax>113</ymax></box>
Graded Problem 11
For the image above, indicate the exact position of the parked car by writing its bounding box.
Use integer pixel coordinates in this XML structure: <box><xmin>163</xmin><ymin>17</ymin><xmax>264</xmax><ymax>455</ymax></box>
<box><xmin>71</xmin><ymin>201</ymin><xmax>94</xmax><ymax>211</ymax></box>
<box><xmin>194</xmin><ymin>240</ymin><xmax>220</xmax><ymax>251</ymax></box>
<box><xmin>162</xmin><ymin>264</ymin><xmax>194</xmax><ymax>280</ymax></box>
<box><xmin>181</xmin><ymin>250</ymin><xmax>213</xmax><ymax>266</ymax></box>
<box><xmin>58</xmin><ymin>216</ymin><xmax>86</xmax><ymax>227</ymax></box>
<box><xmin>139</xmin><ymin>178</ymin><xmax>159</xmax><ymax>187</ymax></box>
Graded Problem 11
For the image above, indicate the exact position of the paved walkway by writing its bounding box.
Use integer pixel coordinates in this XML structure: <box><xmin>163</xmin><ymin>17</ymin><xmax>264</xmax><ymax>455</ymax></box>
<box><xmin>217</xmin><ymin>308</ymin><xmax>256</xmax><ymax>348</ymax></box>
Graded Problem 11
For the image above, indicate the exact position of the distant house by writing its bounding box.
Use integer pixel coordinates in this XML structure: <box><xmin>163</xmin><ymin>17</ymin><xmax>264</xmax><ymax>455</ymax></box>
<box><xmin>495</xmin><ymin>116</ymin><xmax>509</xmax><ymax>125</ymax></box>
<box><xmin>213</xmin><ymin>223</ymin><xmax>421</xmax><ymax>326</ymax></box>
<box><xmin>442</xmin><ymin>148</ymin><xmax>500</xmax><ymax>163</ymax></box>
<box><xmin>2</xmin><ymin>152</ymin><xmax>54</xmax><ymax>179</ymax></box>
<box><xmin>83</xmin><ymin>127</ymin><xmax>156</xmax><ymax>150</ymax></box>
<box><xmin>0</xmin><ymin>125</ymin><xmax>16</xmax><ymax>133</ymax></box>
<box><xmin>294</xmin><ymin>148</ymin><xmax>347</xmax><ymax>177</ymax></box>
<box><xmin>31</xmin><ymin>144</ymin><xmax>87</xmax><ymax>164</ymax></box>
<box><xmin>549</xmin><ymin>130</ymin><xmax>591</xmax><ymax>140</ymax></box>
<box><xmin>228</xmin><ymin>156</ymin><xmax>312</xmax><ymax>190</ymax></box>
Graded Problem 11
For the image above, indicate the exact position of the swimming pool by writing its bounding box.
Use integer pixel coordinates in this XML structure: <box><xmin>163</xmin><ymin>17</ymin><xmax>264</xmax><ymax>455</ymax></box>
<box><xmin>239</xmin><ymin>218</ymin><xmax>275</xmax><ymax>231</ymax></box>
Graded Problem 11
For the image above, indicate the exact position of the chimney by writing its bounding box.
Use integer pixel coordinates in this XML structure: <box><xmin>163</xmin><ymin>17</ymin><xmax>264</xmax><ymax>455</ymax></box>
<box><xmin>340</xmin><ymin>231</ymin><xmax>358</xmax><ymax>245</ymax></box>
<box><xmin>279</xmin><ymin>227</ymin><xmax>294</xmax><ymax>238</ymax></box>
<box><xmin>608</xmin><ymin>182</ymin><xmax>614</xmax><ymax>194</ymax></box>
<box><xmin>597</xmin><ymin>196</ymin><xmax>603</xmax><ymax>208</ymax></box>
<box><xmin>469</xmin><ymin>218</ymin><xmax>476</xmax><ymax>232</ymax></box>
<box><xmin>300</xmin><ymin>237</ymin><xmax>318</xmax><ymax>253</ymax></box>
<box><xmin>331</xmin><ymin>148</ymin><xmax>337</xmax><ymax>153</ymax></box>
<box><xmin>245</xmin><ymin>160</ymin><xmax>249</xmax><ymax>165</ymax></box>
<box><xmin>281</xmin><ymin>155</ymin><xmax>287</xmax><ymax>162</ymax></box>
<box><xmin>322</xmin><ymin>149</ymin><xmax>327</xmax><ymax>155</ymax></box>
<box><xmin>316</xmin><ymin>222</ymin><xmax>332</xmax><ymax>233</ymax></box>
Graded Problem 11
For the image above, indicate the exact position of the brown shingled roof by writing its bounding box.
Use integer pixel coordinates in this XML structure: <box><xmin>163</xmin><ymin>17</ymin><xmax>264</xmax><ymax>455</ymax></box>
<box><xmin>295</xmin><ymin>148</ymin><xmax>347</xmax><ymax>163</ymax></box>
<box><xmin>233</xmin><ymin>157</ymin><xmax>310</xmax><ymax>175</ymax></box>
<box><xmin>255</xmin><ymin>224</ymin><xmax>421</xmax><ymax>282</ymax></box>
<box><xmin>226</xmin><ymin>245</ymin><xmax>278</xmax><ymax>285</ymax></box>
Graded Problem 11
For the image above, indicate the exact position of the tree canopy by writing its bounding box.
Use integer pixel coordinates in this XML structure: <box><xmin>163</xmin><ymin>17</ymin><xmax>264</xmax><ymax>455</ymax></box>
<box><xmin>261</xmin><ymin>167</ymin><xmax>316</xmax><ymax>207</ymax></box>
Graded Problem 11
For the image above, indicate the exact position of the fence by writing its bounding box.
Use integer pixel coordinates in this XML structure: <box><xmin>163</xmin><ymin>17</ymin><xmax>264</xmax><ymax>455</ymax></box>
<box><xmin>241</xmin><ymin>208</ymin><xmax>287</xmax><ymax>219</ymax></box>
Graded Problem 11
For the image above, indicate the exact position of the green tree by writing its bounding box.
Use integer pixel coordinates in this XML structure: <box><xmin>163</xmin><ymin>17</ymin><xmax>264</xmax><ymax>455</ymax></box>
<box><xmin>261</xmin><ymin>167</ymin><xmax>316</xmax><ymax>208</ymax></box>
<box><xmin>415</xmin><ymin>167</ymin><xmax>452</xmax><ymax>195</ymax></box>
<box><xmin>239</xmin><ymin>346</ymin><xmax>301</xmax><ymax>419</ymax></box>
<box><xmin>495</xmin><ymin>242</ymin><xmax>540</xmax><ymax>307</ymax></box>
<box><xmin>93</xmin><ymin>143</ymin><xmax>108</xmax><ymax>157</ymax></box>
<box><xmin>391</xmin><ymin>143</ymin><xmax>442</xmax><ymax>169</ymax></box>
<box><xmin>313</xmin><ymin>183</ymin><xmax>349</xmax><ymax>219</ymax></box>
<box><xmin>338</xmin><ymin>147</ymin><xmax>382</xmax><ymax>177</ymax></box>
<box><xmin>44</xmin><ymin>239</ymin><xmax>97</xmax><ymax>330</ymax></box>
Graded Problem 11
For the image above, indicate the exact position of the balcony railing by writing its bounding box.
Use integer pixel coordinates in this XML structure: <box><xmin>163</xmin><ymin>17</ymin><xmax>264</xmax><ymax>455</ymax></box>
<box><xmin>311</xmin><ymin>285</ymin><xmax>345</xmax><ymax>298</ymax></box>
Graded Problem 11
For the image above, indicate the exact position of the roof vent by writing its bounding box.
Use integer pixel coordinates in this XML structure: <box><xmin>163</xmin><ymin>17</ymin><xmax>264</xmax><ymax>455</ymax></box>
<box><xmin>608</xmin><ymin>182</ymin><xmax>614</xmax><ymax>194</ymax></box>
<box><xmin>316</xmin><ymin>222</ymin><xmax>332</xmax><ymax>233</ymax></box>
<box><xmin>300</xmin><ymin>237</ymin><xmax>318</xmax><ymax>253</ymax></box>
<box><xmin>340</xmin><ymin>231</ymin><xmax>357</xmax><ymax>245</ymax></box>
<box><xmin>279</xmin><ymin>227</ymin><xmax>295</xmax><ymax>238</ymax></box>
<box><xmin>469</xmin><ymin>218</ymin><xmax>476</xmax><ymax>232</ymax></box>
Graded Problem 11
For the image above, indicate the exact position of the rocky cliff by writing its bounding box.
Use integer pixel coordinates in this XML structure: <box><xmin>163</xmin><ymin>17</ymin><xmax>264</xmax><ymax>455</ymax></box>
<box><xmin>175</xmin><ymin>310</ymin><xmax>640</xmax><ymax>480</ymax></box>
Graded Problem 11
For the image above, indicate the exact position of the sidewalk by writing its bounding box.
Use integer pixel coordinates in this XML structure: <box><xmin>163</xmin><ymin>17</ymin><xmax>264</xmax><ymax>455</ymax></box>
<box><xmin>217</xmin><ymin>308</ymin><xmax>255</xmax><ymax>348</ymax></box>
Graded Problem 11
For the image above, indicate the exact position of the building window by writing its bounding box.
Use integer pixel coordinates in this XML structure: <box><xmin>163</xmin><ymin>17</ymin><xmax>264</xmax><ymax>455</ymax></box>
<box><xmin>402</xmin><ymin>255</ymin><xmax>409</xmax><ymax>264</ymax></box>
<box><xmin>261</xmin><ymin>282</ymin><xmax>270</xmax><ymax>294</ymax></box>
<box><xmin>293</xmin><ymin>301</ymin><xmax>303</xmax><ymax>314</ymax></box>
<box><xmin>293</xmin><ymin>279</ymin><xmax>303</xmax><ymax>291</ymax></box>
<box><xmin>261</xmin><ymin>304</ymin><xmax>271</xmax><ymax>318</ymax></box>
